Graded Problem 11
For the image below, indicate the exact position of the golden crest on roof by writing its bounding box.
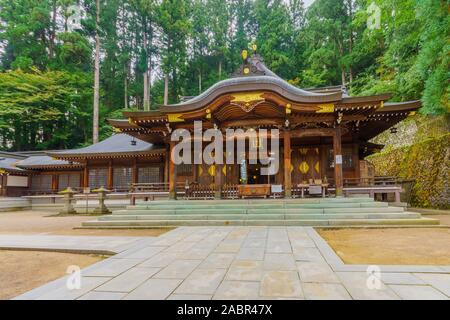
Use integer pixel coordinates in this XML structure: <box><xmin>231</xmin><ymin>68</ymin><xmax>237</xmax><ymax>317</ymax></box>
<box><xmin>315</xmin><ymin>104</ymin><xmax>335</xmax><ymax>113</ymax></box>
<box><xmin>241</xmin><ymin>50</ymin><xmax>248</xmax><ymax>60</ymax></box>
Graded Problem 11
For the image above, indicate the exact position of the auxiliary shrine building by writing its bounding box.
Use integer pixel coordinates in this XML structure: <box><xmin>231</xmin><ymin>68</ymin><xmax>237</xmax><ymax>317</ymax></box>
<box><xmin>1</xmin><ymin>52</ymin><xmax>420</xmax><ymax>199</ymax></box>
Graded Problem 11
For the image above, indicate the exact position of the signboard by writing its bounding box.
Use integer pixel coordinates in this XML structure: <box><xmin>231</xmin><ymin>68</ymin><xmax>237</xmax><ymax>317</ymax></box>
<box><xmin>309</xmin><ymin>185</ymin><xmax>322</xmax><ymax>195</ymax></box>
<box><xmin>335</xmin><ymin>155</ymin><xmax>343</xmax><ymax>165</ymax></box>
<box><xmin>7</xmin><ymin>175</ymin><xmax>28</xmax><ymax>187</ymax></box>
<box><xmin>271</xmin><ymin>185</ymin><xmax>282</xmax><ymax>193</ymax></box>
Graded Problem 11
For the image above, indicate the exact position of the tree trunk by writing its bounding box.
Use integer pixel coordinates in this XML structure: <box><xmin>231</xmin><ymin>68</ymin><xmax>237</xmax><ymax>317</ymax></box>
<box><xmin>218</xmin><ymin>60</ymin><xmax>222</xmax><ymax>79</ymax></box>
<box><xmin>348</xmin><ymin>0</ymin><xmax>354</xmax><ymax>87</ymax></box>
<box><xmin>198</xmin><ymin>69</ymin><xmax>202</xmax><ymax>93</ymax></box>
<box><xmin>143</xmin><ymin>25</ymin><xmax>150</xmax><ymax>111</ymax></box>
<box><xmin>143</xmin><ymin>71</ymin><xmax>149</xmax><ymax>110</ymax></box>
<box><xmin>148</xmin><ymin>55</ymin><xmax>152</xmax><ymax>109</ymax></box>
<box><xmin>93</xmin><ymin>0</ymin><xmax>101</xmax><ymax>144</ymax></box>
<box><xmin>164</xmin><ymin>74</ymin><xmax>169</xmax><ymax>105</ymax></box>
<box><xmin>124</xmin><ymin>64</ymin><xmax>128</xmax><ymax>109</ymax></box>
<box><xmin>49</xmin><ymin>0</ymin><xmax>57</xmax><ymax>59</ymax></box>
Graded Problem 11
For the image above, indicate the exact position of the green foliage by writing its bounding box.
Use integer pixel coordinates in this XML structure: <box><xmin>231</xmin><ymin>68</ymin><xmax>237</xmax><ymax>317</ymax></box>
<box><xmin>0</xmin><ymin>68</ymin><xmax>92</xmax><ymax>150</ymax></box>
<box><xmin>0</xmin><ymin>0</ymin><xmax>448</xmax><ymax>151</ymax></box>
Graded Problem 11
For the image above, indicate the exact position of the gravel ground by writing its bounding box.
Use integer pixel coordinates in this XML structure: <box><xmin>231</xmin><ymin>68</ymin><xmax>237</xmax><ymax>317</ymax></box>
<box><xmin>0</xmin><ymin>210</ymin><xmax>170</xmax><ymax>237</ymax></box>
<box><xmin>0</xmin><ymin>250</ymin><xmax>104</xmax><ymax>300</ymax></box>
<box><xmin>317</xmin><ymin>227</ymin><xmax>450</xmax><ymax>265</ymax></box>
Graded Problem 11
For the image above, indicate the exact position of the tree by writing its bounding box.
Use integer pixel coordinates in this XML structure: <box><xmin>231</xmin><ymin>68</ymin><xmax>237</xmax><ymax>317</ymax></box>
<box><xmin>92</xmin><ymin>0</ymin><xmax>101</xmax><ymax>143</ymax></box>
<box><xmin>157</xmin><ymin>0</ymin><xmax>191</xmax><ymax>104</ymax></box>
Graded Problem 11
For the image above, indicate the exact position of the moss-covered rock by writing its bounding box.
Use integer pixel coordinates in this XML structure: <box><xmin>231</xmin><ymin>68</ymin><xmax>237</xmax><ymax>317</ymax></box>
<box><xmin>368</xmin><ymin>133</ymin><xmax>450</xmax><ymax>209</ymax></box>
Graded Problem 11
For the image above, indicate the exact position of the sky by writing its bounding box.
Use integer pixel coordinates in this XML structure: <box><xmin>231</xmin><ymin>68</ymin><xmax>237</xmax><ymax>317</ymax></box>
<box><xmin>304</xmin><ymin>0</ymin><xmax>315</xmax><ymax>8</ymax></box>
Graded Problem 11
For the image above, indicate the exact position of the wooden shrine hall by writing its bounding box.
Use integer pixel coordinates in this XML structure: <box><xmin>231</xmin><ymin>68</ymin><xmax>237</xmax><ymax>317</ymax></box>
<box><xmin>107</xmin><ymin>51</ymin><xmax>421</xmax><ymax>200</ymax></box>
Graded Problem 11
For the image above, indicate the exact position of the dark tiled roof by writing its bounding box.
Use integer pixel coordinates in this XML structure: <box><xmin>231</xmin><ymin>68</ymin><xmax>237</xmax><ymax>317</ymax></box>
<box><xmin>0</xmin><ymin>156</ymin><xmax>24</xmax><ymax>172</ymax></box>
<box><xmin>48</xmin><ymin>133</ymin><xmax>164</xmax><ymax>158</ymax></box>
<box><xmin>16</xmin><ymin>155</ymin><xmax>80</xmax><ymax>169</ymax></box>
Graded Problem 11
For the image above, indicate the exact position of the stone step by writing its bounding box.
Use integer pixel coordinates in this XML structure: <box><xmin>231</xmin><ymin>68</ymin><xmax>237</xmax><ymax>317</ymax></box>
<box><xmin>0</xmin><ymin>198</ymin><xmax>31</xmax><ymax>212</ymax></box>
<box><xmin>0</xmin><ymin>206</ymin><xmax>30</xmax><ymax>212</ymax></box>
<box><xmin>98</xmin><ymin>212</ymin><xmax>422</xmax><ymax>221</ymax></box>
<box><xmin>132</xmin><ymin>197</ymin><xmax>375</xmax><ymax>207</ymax></box>
<box><xmin>83</xmin><ymin>217</ymin><xmax>439</xmax><ymax>227</ymax></box>
<box><xmin>128</xmin><ymin>201</ymin><xmax>387</xmax><ymax>210</ymax></box>
<box><xmin>112</xmin><ymin>206</ymin><xmax>403</xmax><ymax>216</ymax></box>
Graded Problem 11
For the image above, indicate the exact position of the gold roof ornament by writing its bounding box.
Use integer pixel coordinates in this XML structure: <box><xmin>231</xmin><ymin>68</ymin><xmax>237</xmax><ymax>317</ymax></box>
<box><xmin>241</xmin><ymin>49</ymin><xmax>248</xmax><ymax>61</ymax></box>
<box><xmin>286</xmin><ymin>103</ymin><xmax>292</xmax><ymax>114</ymax></box>
<box><xmin>315</xmin><ymin>104</ymin><xmax>335</xmax><ymax>113</ymax></box>
<box><xmin>168</xmin><ymin>113</ymin><xmax>184</xmax><ymax>122</ymax></box>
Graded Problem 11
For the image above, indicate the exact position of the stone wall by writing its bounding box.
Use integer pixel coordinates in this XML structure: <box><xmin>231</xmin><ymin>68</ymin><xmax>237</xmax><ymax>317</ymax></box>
<box><xmin>368</xmin><ymin>133</ymin><xmax>450</xmax><ymax>209</ymax></box>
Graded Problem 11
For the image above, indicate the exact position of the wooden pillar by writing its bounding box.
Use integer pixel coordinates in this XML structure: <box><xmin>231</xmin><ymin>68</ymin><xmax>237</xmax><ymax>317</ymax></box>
<box><xmin>333</xmin><ymin>126</ymin><xmax>344</xmax><ymax>196</ymax></box>
<box><xmin>132</xmin><ymin>157</ymin><xmax>138</xmax><ymax>184</ymax></box>
<box><xmin>353</xmin><ymin>143</ymin><xmax>361</xmax><ymax>184</ymax></box>
<box><xmin>284</xmin><ymin>130</ymin><xmax>292</xmax><ymax>198</ymax></box>
<box><xmin>169</xmin><ymin>141</ymin><xmax>177</xmax><ymax>199</ymax></box>
<box><xmin>83</xmin><ymin>161</ymin><xmax>89</xmax><ymax>188</ymax></box>
<box><xmin>107</xmin><ymin>159</ymin><xmax>113</xmax><ymax>189</ymax></box>
<box><xmin>51</xmin><ymin>174</ymin><xmax>58</xmax><ymax>193</ymax></box>
<box><xmin>164</xmin><ymin>149</ymin><xmax>169</xmax><ymax>183</ymax></box>
<box><xmin>215</xmin><ymin>164</ymin><xmax>222</xmax><ymax>199</ymax></box>
<box><xmin>0</xmin><ymin>174</ymin><xmax>6</xmax><ymax>196</ymax></box>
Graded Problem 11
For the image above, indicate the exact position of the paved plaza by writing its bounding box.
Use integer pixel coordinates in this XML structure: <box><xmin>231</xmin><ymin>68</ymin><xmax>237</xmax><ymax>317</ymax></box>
<box><xmin>6</xmin><ymin>227</ymin><xmax>450</xmax><ymax>300</ymax></box>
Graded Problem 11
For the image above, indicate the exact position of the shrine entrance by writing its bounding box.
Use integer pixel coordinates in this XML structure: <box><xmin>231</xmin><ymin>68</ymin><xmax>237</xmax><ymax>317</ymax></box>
<box><xmin>247</xmin><ymin>164</ymin><xmax>267</xmax><ymax>184</ymax></box>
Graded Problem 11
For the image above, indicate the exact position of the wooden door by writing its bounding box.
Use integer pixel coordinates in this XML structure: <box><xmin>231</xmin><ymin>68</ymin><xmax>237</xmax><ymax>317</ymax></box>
<box><xmin>292</xmin><ymin>147</ymin><xmax>322</xmax><ymax>184</ymax></box>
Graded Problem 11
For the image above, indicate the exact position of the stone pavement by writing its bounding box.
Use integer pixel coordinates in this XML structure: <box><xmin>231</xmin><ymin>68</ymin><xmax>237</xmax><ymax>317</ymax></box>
<box><xmin>13</xmin><ymin>227</ymin><xmax>450</xmax><ymax>300</ymax></box>
<box><xmin>0</xmin><ymin>234</ymin><xmax>146</xmax><ymax>254</ymax></box>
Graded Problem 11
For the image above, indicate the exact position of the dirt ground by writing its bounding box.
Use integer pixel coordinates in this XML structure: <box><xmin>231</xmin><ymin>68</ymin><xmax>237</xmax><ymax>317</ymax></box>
<box><xmin>317</xmin><ymin>228</ymin><xmax>450</xmax><ymax>265</ymax></box>
<box><xmin>427</xmin><ymin>215</ymin><xmax>450</xmax><ymax>226</ymax></box>
<box><xmin>0</xmin><ymin>250</ymin><xmax>104</xmax><ymax>300</ymax></box>
<box><xmin>0</xmin><ymin>210</ymin><xmax>170</xmax><ymax>237</ymax></box>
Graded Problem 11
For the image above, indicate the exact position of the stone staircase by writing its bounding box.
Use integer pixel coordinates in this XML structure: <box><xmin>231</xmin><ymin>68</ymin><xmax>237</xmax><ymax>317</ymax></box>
<box><xmin>82</xmin><ymin>197</ymin><xmax>439</xmax><ymax>227</ymax></box>
<box><xmin>0</xmin><ymin>197</ymin><xmax>31</xmax><ymax>212</ymax></box>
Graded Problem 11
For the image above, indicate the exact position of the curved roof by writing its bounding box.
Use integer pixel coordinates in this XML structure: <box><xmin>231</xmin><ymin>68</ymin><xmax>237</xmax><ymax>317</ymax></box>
<box><xmin>159</xmin><ymin>76</ymin><xmax>342</xmax><ymax>113</ymax></box>
<box><xmin>159</xmin><ymin>54</ymin><xmax>342</xmax><ymax>112</ymax></box>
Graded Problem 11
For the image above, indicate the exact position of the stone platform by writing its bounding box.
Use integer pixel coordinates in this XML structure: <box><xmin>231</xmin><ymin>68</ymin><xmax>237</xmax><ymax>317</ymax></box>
<box><xmin>15</xmin><ymin>226</ymin><xmax>450</xmax><ymax>300</ymax></box>
<box><xmin>82</xmin><ymin>197</ymin><xmax>438</xmax><ymax>228</ymax></box>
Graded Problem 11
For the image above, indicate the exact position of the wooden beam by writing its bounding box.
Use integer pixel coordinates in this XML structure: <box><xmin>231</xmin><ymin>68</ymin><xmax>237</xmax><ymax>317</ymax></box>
<box><xmin>333</xmin><ymin>126</ymin><xmax>343</xmax><ymax>196</ymax></box>
<box><xmin>220</xmin><ymin>118</ymin><xmax>283</xmax><ymax>128</ymax></box>
<box><xmin>284</xmin><ymin>130</ymin><xmax>292</xmax><ymax>198</ymax></box>
<box><xmin>290</xmin><ymin>128</ymin><xmax>335</xmax><ymax>138</ymax></box>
